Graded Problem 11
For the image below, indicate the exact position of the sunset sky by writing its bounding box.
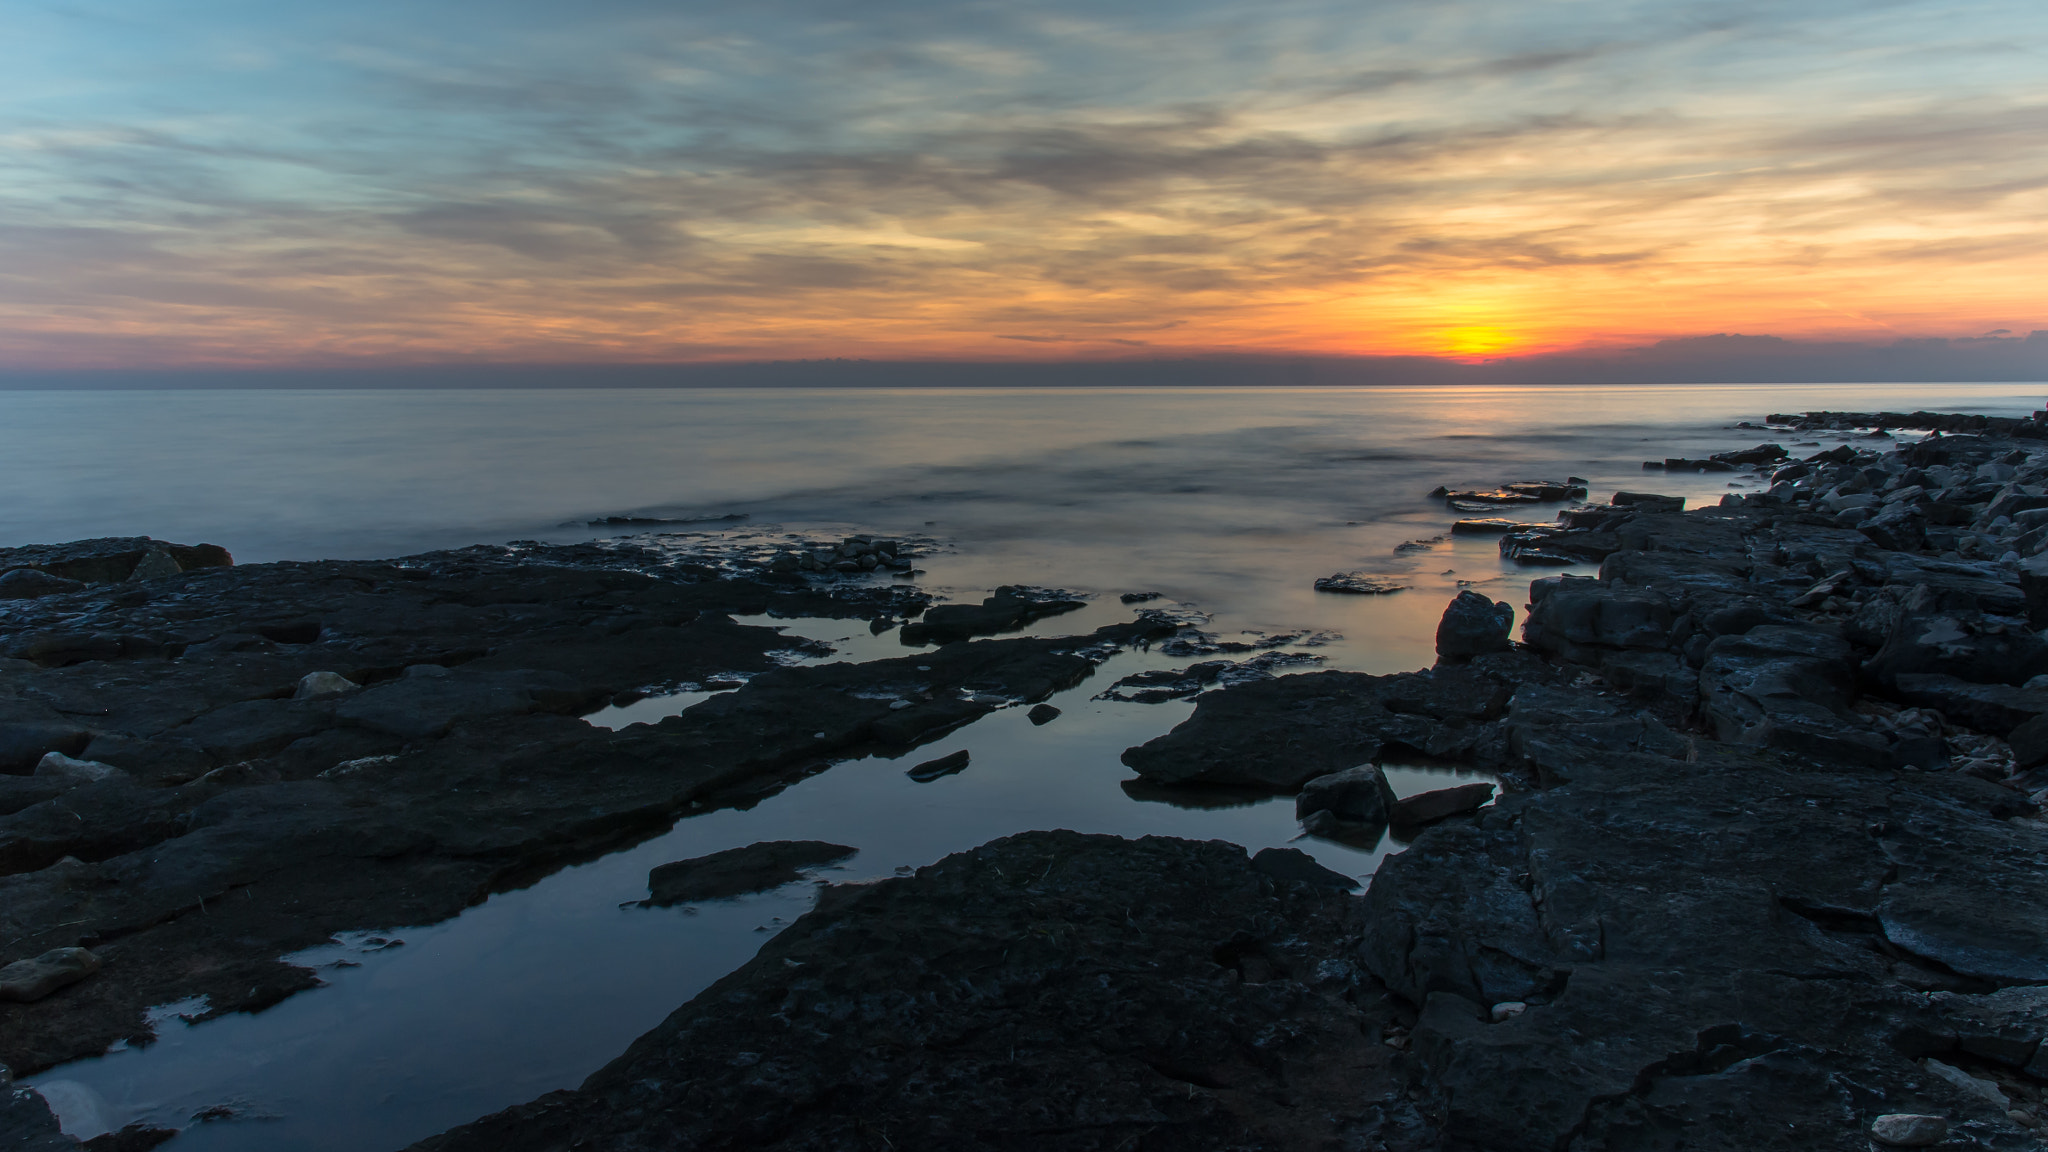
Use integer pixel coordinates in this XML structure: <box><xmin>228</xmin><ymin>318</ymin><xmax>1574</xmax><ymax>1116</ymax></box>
<box><xmin>3</xmin><ymin>0</ymin><xmax>2044</xmax><ymax>371</ymax></box>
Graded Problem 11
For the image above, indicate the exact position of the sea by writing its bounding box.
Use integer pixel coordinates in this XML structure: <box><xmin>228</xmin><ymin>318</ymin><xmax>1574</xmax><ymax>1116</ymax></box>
<box><xmin>8</xmin><ymin>381</ymin><xmax>2042</xmax><ymax>1148</ymax></box>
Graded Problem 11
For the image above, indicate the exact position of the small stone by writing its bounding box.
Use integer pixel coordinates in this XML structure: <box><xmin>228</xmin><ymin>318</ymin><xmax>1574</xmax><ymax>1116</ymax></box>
<box><xmin>1868</xmin><ymin>1114</ymin><xmax>1948</xmax><ymax>1147</ymax></box>
<box><xmin>294</xmin><ymin>671</ymin><xmax>359</xmax><ymax>699</ymax></box>
<box><xmin>1490</xmin><ymin>1001</ymin><xmax>1527</xmax><ymax>1022</ymax></box>
<box><xmin>1027</xmin><ymin>703</ymin><xmax>1061</xmax><ymax>725</ymax></box>
<box><xmin>0</xmin><ymin>946</ymin><xmax>101</xmax><ymax>1002</ymax></box>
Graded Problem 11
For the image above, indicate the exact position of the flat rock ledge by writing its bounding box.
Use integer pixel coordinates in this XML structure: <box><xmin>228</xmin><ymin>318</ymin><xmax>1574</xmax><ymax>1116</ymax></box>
<box><xmin>411</xmin><ymin>831</ymin><xmax>1428</xmax><ymax>1152</ymax></box>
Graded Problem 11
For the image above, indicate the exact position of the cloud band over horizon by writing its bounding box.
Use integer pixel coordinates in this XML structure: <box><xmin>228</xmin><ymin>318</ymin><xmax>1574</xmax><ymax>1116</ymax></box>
<box><xmin>2</xmin><ymin>0</ymin><xmax>2045</xmax><ymax>372</ymax></box>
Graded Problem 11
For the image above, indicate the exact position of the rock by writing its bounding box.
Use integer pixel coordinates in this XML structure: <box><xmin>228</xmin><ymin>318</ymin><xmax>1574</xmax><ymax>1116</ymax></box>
<box><xmin>1118</xmin><ymin>591</ymin><xmax>1162</xmax><ymax>603</ymax></box>
<box><xmin>1450</xmin><ymin>518</ymin><xmax>1528</xmax><ymax>535</ymax></box>
<box><xmin>1295</xmin><ymin>764</ymin><xmax>1397</xmax><ymax>825</ymax></box>
<box><xmin>1610</xmin><ymin>491</ymin><xmax>1684</xmax><ymax>512</ymax></box>
<box><xmin>0</xmin><ymin>570</ymin><xmax>85</xmax><ymax>600</ymax></box>
<box><xmin>1025</xmin><ymin>703</ymin><xmax>1060</xmax><ymax>725</ymax></box>
<box><xmin>1869</xmin><ymin>1114</ymin><xmax>1948</xmax><ymax>1147</ymax></box>
<box><xmin>905</xmin><ymin>749</ymin><xmax>969</xmax><ymax>782</ymax></box>
<box><xmin>1248</xmin><ymin>846</ymin><xmax>1358</xmax><ymax>888</ymax></box>
<box><xmin>0</xmin><ymin>947</ymin><xmax>100</xmax><ymax>1002</ymax></box>
<box><xmin>643</xmin><ymin>841</ymin><xmax>857</xmax><ymax>905</ymax></box>
<box><xmin>1521</xmin><ymin>585</ymin><xmax>1674</xmax><ymax>658</ymax></box>
<box><xmin>32</xmin><ymin>753</ymin><xmax>125</xmax><ymax>784</ymax></box>
<box><xmin>1388</xmin><ymin>782</ymin><xmax>1494</xmax><ymax>827</ymax></box>
<box><xmin>1436</xmin><ymin>591</ymin><xmax>1514</xmax><ymax>659</ymax></box>
<box><xmin>899</xmin><ymin>586</ymin><xmax>1087</xmax><ymax>645</ymax></box>
<box><xmin>1489</xmin><ymin>1001</ymin><xmax>1526</xmax><ymax>1022</ymax></box>
<box><xmin>1923</xmin><ymin>1058</ymin><xmax>2008</xmax><ymax>1107</ymax></box>
<box><xmin>1312</xmin><ymin>573</ymin><xmax>1408</xmax><ymax>594</ymax></box>
<box><xmin>293</xmin><ymin>671</ymin><xmax>359</xmax><ymax>700</ymax></box>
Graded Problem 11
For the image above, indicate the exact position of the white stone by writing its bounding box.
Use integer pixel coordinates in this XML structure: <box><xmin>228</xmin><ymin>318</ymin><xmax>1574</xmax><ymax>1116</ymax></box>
<box><xmin>1869</xmin><ymin>1113</ymin><xmax>1948</xmax><ymax>1146</ymax></box>
<box><xmin>1490</xmin><ymin>1001</ymin><xmax>1527</xmax><ymax>1022</ymax></box>
<box><xmin>294</xmin><ymin>671</ymin><xmax>358</xmax><ymax>699</ymax></box>
<box><xmin>1923</xmin><ymin>1058</ymin><xmax>2007</xmax><ymax>1107</ymax></box>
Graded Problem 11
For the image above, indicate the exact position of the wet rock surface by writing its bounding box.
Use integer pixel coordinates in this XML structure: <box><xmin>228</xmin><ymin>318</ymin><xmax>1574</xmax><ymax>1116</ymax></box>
<box><xmin>0</xmin><ymin>535</ymin><xmax>1175</xmax><ymax>1078</ymax></box>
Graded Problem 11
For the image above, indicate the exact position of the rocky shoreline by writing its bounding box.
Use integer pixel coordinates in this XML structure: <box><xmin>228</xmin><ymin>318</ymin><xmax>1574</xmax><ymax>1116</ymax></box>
<box><xmin>8</xmin><ymin>415</ymin><xmax>2048</xmax><ymax>1150</ymax></box>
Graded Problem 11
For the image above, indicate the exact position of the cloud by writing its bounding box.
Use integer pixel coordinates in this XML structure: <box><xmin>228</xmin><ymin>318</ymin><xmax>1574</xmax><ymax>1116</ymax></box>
<box><xmin>1</xmin><ymin>0</ymin><xmax>2044</xmax><ymax>368</ymax></box>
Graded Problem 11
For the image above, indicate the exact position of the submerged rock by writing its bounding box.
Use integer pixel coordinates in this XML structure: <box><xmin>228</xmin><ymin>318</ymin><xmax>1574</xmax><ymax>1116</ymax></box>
<box><xmin>1312</xmin><ymin>572</ymin><xmax>1408</xmax><ymax>594</ymax></box>
<box><xmin>643</xmin><ymin>841</ymin><xmax>857</xmax><ymax>906</ymax></box>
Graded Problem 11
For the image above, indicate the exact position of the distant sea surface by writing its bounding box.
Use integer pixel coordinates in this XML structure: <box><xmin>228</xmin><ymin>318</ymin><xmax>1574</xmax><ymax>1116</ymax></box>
<box><xmin>12</xmin><ymin>380</ymin><xmax>2047</xmax><ymax>1151</ymax></box>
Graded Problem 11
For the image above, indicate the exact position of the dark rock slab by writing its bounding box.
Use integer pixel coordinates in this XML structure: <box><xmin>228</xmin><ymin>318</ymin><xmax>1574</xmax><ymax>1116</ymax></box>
<box><xmin>1312</xmin><ymin>572</ymin><xmax>1409</xmax><ymax>594</ymax></box>
<box><xmin>643</xmin><ymin>841</ymin><xmax>857</xmax><ymax>905</ymax></box>
<box><xmin>1387</xmin><ymin>782</ymin><xmax>1493</xmax><ymax>827</ymax></box>
<box><xmin>1893</xmin><ymin>673</ymin><xmax>2048</xmax><ymax>736</ymax></box>
<box><xmin>410</xmin><ymin>832</ymin><xmax>1406</xmax><ymax>1152</ymax></box>
<box><xmin>898</xmin><ymin>586</ymin><xmax>1086</xmax><ymax>645</ymax></box>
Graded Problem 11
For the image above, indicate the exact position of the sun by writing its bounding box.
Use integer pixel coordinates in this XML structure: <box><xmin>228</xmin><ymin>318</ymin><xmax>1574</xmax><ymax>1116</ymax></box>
<box><xmin>1436</xmin><ymin>326</ymin><xmax>1517</xmax><ymax>358</ymax></box>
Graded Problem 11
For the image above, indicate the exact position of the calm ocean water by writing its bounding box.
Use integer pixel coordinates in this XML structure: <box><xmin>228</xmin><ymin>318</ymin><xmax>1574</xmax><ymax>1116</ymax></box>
<box><xmin>13</xmin><ymin>381</ymin><xmax>2044</xmax><ymax>1149</ymax></box>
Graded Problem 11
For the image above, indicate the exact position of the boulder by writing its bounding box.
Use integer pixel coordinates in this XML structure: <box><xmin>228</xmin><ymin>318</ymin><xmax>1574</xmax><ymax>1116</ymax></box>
<box><xmin>1294</xmin><ymin>764</ymin><xmax>1396</xmax><ymax>826</ymax></box>
<box><xmin>0</xmin><ymin>947</ymin><xmax>100</xmax><ymax>1002</ymax></box>
<box><xmin>1436</xmin><ymin>591</ymin><xmax>1514</xmax><ymax>659</ymax></box>
<box><xmin>643</xmin><ymin>841</ymin><xmax>857</xmax><ymax>906</ymax></box>
<box><xmin>1026</xmin><ymin>703</ymin><xmax>1061</xmax><ymax>725</ymax></box>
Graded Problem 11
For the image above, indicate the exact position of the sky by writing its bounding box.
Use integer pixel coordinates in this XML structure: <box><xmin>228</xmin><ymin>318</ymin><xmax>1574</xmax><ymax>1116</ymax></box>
<box><xmin>2</xmin><ymin>0</ymin><xmax>2045</xmax><ymax>375</ymax></box>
